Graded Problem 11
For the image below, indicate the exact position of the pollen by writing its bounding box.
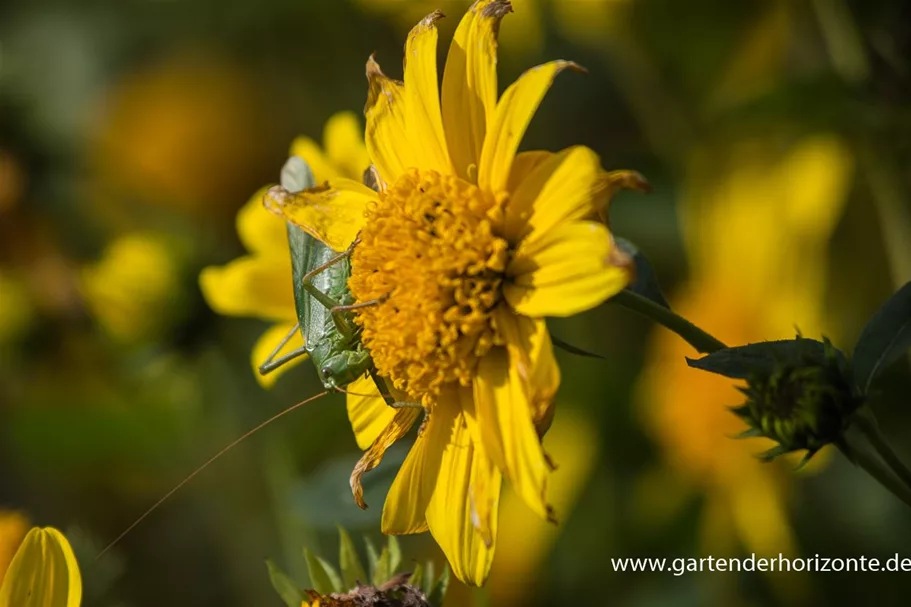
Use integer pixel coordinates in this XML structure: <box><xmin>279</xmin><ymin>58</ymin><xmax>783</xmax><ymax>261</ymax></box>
<box><xmin>348</xmin><ymin>169</ymin><xmax>509</xmax><ymax>403</ymax></box>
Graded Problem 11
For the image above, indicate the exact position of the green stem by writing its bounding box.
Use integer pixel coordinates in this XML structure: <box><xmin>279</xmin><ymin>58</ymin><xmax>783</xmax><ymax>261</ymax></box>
<box><xmin>611</xmin><ymin>289</ymin><xmax>727</xmax><ymax>354</ymax></box>
<box><xmin>855</xmin><ymin>407</ymin><xmax>911</xmax><ymax>493</ymax></box>
<box><xmin>838</xmin><ymin>439</ymin><xmax>911</xmax><ymax>510</ymax></box>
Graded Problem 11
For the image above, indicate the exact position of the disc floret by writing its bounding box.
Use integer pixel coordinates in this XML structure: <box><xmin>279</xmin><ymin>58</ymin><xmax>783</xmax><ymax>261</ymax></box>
<box><xmin>348</xmin><ymin>169</ymin><xmax>510</xmax><ymax>403</ymax></box>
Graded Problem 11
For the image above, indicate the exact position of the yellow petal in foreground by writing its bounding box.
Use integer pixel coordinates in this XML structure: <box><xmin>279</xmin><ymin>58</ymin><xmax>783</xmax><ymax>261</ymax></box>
<box><xmin>365</xmin><ymin>56</ymin><xmax>412</xmax><ymax>185</ymax></box>
<box><xmin>263</xmin><ymin>179</ymin><xmax>376</xmax><ymax>252</ymax></box>
<box><xmin>494</xmin><ymin>310</ymin><xmax>560</xmax><ymax>430</ymax></box>
<box><xmin>473</xmin><ymin>348</ymin><xmax>549</xmax><ymax>519</ymax></box>
<box><xmin>504</xmin><ymin>145</ymin><xmax>606</xmax><ymax>243</ymax></box>
<box><xmin>403</xmin><ymin>11</ymin><xmax>451</xmax><ymax>174</ymax></box>
<box><xmin>350</xmin><ymin>408</ymin><xmax>422</xmax><ymax>509</ymax></box>
<box><xmin>478</xmin><ymin>61</ymin><xmax>583</xmax><ymax>193</ymax></box>
<box><xmin>250</xmin><ymin>321</ymin><xmax>306</xmax><ymax>389</ymax></box>
<box><xmin>346</xmin><ymin>375</ymin><xmax>399</xmax><ymax>450</ymax></box>
<box><xmin>441</xmin><ymin>0</ymin><xmax>509</xmax><ymax>179</ymax></box>
<box><xmin>381</xmin><ymin>394</ymin><xmax>454</xmax><ymax>535</ymax></box>
<box><xmin>506</xmin><ymin>221</ymin><xmax>629</xmax><ymax>317</ymax></box>
<box><xmin>423</xmin><ymin>395</ymin><xmax>500</xmax><ymax>586</ymax></box>
<box><xmin>0</xmin><ymin>527</ymin><xmax>81</xmax><ymax>607</ymax></box>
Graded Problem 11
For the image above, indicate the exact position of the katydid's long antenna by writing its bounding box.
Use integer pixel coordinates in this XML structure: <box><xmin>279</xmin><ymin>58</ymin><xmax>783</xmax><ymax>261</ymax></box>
<box><xmin>96</xmin><ymin>390</ymin><xmax>330</xmax><ymax>561</ymax></box>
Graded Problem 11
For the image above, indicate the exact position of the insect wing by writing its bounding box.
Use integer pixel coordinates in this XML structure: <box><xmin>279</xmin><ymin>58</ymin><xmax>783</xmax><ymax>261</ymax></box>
<box><xmin>288</xmin><ymin>223</ymin><xmax>339</xmax><ymax>354</ymax></box>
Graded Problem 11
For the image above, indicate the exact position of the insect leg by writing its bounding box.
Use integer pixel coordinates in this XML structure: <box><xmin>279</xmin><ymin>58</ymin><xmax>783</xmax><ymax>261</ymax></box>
<box><xmin>258</xmin><ymin>323</ymin><xmax>309</xmax><ymax>376</ymax></box>
<box><xmin>301</xmin><ymin>251</ymin><xmax>349</xmax><ymax>311</ymax></box>
<box><xmin>368</xmin><ymin>369</ymin><xmax>423</xmax><ymax>409</ymax></box>
<box><xmin>329</xmin><ymin>295</ymin><xmax>387</xmax><ymax>327</ymax></box>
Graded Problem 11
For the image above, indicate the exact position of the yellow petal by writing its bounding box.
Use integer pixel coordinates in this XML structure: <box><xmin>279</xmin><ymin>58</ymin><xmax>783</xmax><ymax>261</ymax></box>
<box><xmin>251</xmin><ymin>321</ymin><xmax>306</xmax><ymax>389</ymax></box>
<box><xmin>323</xmin><ymin>111</ymin><xmax>371</xmax><ymax>181</ymax></box>
<box><xmin>504</xmin><ymin>145</ymin><xmax>605</xmax><ymax>244</ymax></box>
<box><xmin>350</xmin><ymin>407</ymin><xmax>422</xmax><ymax>509</ymax></box>
<box><xmin>473</xmin><ymin>348</ymin><xmax>549</xmax><ymax>519</ymax></box>
<box><xmin>0</xmin><ymin>527</ymin><xmax>82</xmax><ymax>607</ymax></box>
<box><xmin>493</xmin><ymin>308</ymin><xmax>560</xmax><ymax>433</ymax></box>
<box><xmin>263</xmin><ymin>179</ymin><xmax>376</xmax><ymax>252</ymax></box>
<box><xmin>441</xmin><ymin>0</ymin><xmax>511</xmax><ymax>179</ymax></box>
<box><xmin>424</xmin><ymin>394</ymin><xmax>501</xmax><ymax>586</ymax></box>
<box><xmin>346</xmin><ymin>375</ymin><xmax>398</xmax><ymax>450</ymax></box>
<box><xmin>478</xmin><ymin>61</ymin><xmax>583</xmax><ymax>193</ymax></box>
<box><xmin>381</xmin><ymin>389</ymin><xmax>454</xmax><ymax>535</ymax></box>
<box><xmin>289</xmin><ymin>137</ymin><xmax>341</xmax><ymax>182</ymax></box>
<box><xmin>237</xmin><ymin>186</ymin><xmax>289</xmax><ymax>255</ymax></box>
<box><xmin>403</xmin><ymin>11</ymin><xmax>451</xmax><ymax>174</ymax></box>
<box><xmin>199</xmin><ymin>256</ymin><xmax>295</xmax><ymax>321</ymax></box>
<box><xmin>365</xmin><ymin>56</ymin><xmax>413</xmax><ymax>186</ymax></box>
<box><xmin>505</xmin><ymin>220</ymin><xmax>630</xmax><ymax>317</ymax></box>
<box><xmin>506</xmin><ymin>150</ymin><xmax>552</xmax><ymax>194</ymax></box>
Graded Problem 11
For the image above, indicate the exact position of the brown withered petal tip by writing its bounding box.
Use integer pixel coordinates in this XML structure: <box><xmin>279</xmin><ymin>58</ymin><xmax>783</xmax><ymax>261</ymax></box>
<box><xmin>418</xmin><ymin>9</ymin><xmax>445</xmax><ymax>27</ymax></box>
<box><xmin>481</xmin><ymin>0</ymin><xmax>514</xmax><ymax>19</ymax></box>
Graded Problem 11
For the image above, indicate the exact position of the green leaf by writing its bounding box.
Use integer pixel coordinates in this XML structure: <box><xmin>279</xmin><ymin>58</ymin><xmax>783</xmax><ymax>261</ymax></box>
<box><xmin>387</xmin><ymin>535</ymin><xmax>402</xmax><ymax>574</ymax></box>
<box><xmin>687</xmin><ymin>339</ymin><xmax>829</xmax><ymax>379</ymax></box>
<box><xmin>364</xmin><ymin>537</ymin><xmax>380</xmax><ymax>584</ymax></box>
<box><xmin>338</xmin><ymin>526</ymin><xmax>368</xmax><ymax>589</ymax></box>
<box><xmin>422</xmin><ymin>560</ymin><xmax>435</xmax><ymax>596</ymax></box>
<box><xmin>266</xmin><ymin>560</ymin><xmax>304</xmax><ymax>607</ymax></box>
<box><xmin>280</xmin><ymin>155</ymin><xmax>316</xmax><ymax>192</ymax></box>
<box><xmin>615</xmin><ymin>237</ymin><xmax>671</xmax><ymax>310</ymax></box>
<box><xmin>365</xmin><ymin>537</ymin><xmax>391</xmax><ymax>586</ymax></box>
<box><xmin>408</xmin><ymin>563</ymin><xmax>423</xmax><ymax>590</ymax></box>
<box><xmin>427</xmin><ymin>564</ymin><xmax>450</xmax><ymax>607</ymax></box>
<box><xmin>304</xmin><ymin>548</ymin><xmax>343</xmax><ymax>594</ymax></box>
<box><xmin>852</xmin><ymin>280</ymin><xmax>911</xmax><ymax>393</ymax></box>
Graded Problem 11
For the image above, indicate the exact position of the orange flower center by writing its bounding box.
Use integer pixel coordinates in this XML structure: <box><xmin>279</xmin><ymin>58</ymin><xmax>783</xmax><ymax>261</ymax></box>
<box><xmin>348</xmin><ymin>169</ymin><xmax>509</xmax><ymax>403</ymax></box>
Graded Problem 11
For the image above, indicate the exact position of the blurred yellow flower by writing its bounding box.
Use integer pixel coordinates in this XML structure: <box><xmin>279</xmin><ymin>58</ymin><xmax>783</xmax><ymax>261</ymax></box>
<box><xmin>199</xmin><ymin>111</ymin><xmax>370</xmax><ymax>388</ymax></box>
<box><xmin>0</xmin><ymin>512</ymin><xmax>29</xmax><ymax>590</ymax></box>
<box><xmin>80</xmin><ymin>232</ymin><xmax>184</xmax><ymax>344</ymax></box>
<box><xmin>93</xmin><ymin>53</ymin><xmax>272</xmax><ymax>216</ymax></box>
<box><xmin>268</xmin><ymin>2</ymin><xmax>638</xmax><ymax>586</ymax></box>
<box><xmin>0</xmin><ymin>526</ymin><xmax>81</xmax><ymax>607</ymax></box>
<box><xmin>638</xmin><ymin>135</ymin><xmax>853</xmax><ymax>557</ymax></box>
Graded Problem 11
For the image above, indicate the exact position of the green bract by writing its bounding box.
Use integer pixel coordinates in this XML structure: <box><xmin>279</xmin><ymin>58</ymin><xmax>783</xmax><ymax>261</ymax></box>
<box><xmin>688</xmin><ymin>337</ymin><xmax>861</xmax><ymax>466</ymax></box>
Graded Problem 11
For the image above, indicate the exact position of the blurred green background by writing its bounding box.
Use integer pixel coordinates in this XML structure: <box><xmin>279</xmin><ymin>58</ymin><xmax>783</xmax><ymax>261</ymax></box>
<box><xmin>2</xmin><ymin>0</ymin><xmax>911</xmax><ymax>605</ymax></box>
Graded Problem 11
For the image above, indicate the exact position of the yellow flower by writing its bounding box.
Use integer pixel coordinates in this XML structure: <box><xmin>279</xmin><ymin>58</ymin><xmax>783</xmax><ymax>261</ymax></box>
<box><xmin>80</xmin><ymin>232</ymin><xmax>184</xmax><ymax>344</ymax></box>
<box><xmin>199</xmin><ymin>112</ymin><xmax>370</xmax><ymax>388</ymax></box>
<box><xmin>267</xmin><ymin>1</ymin><xmax>639</xmax><ymax>585</ymax></box>
<box><xmin>637</xmin><ymin>135</ymin><xmax>853</xmax><ymax>557</ymax></box>
<box><xmin>0</xmin><ymin>526</ymin><xmax>82</xmax><ymax>607</ymax></box>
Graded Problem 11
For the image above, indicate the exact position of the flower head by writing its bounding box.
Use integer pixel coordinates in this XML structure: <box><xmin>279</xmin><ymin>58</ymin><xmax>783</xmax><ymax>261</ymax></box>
<box><xmin>690</xmin><ymin>337</ymin><xmax>861</xmax><ymax>464</ymax></box>
<box><xmin>267</xmin><ymin>0</ymin><xmax>642</xmax><ymax>585</ymax></box>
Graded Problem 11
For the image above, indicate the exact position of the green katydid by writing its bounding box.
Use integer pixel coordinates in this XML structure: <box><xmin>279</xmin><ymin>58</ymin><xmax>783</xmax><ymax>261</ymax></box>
<box><xmin>259</xmin><ymin>156</ymin><xmax>407</xmax><ymax>403</ymax></box>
